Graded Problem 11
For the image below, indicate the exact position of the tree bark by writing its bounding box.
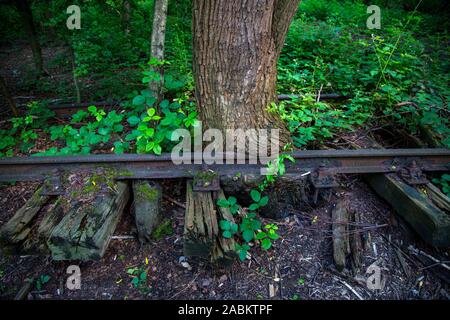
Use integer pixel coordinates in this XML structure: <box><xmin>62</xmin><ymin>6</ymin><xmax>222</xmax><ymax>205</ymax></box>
<box><xmin>150</xmin><ymin>0</ymin><xmax>169</xmax><ymax>101</ymax></box>
<box><xmin>193</xmin><ymin>0</ymin><xmax>301</xmax><ymax>146</ymax></box>
<box><xmin>0</xmin><ymin>75</ymin><xmax>19</xmax><ymax>116</ymax></box>
<box><xmin>123</xmin><ymin>0</ymin><xmax>131</xmax><ymax>36</ymax></box>
<box><xmin>15</xmin><ymin>0</ymin><xmax>45</xmax><ymax>75</ymax></box>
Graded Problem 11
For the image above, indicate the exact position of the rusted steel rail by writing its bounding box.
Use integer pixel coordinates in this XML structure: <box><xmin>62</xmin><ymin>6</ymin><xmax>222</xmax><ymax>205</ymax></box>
<box><xmin>0</xmin><ymin>148</ymin><xmax>448</xmax><ymax>183</ymax></box>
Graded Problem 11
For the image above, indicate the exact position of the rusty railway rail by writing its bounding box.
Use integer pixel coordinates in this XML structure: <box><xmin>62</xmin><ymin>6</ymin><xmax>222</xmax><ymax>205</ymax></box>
<box><xmin>0</xmin><ymin>148</ymin><xmax>448</xmax><ymax>184</ymax></box>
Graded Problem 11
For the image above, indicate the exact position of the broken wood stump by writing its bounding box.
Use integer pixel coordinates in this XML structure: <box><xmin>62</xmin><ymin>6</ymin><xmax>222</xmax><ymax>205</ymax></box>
<box><xmin>184</xmin><ymin>181</ymin><xmax>236</xmax><ymax>263</ymax></box>
<box><xmin>0</xmin><ymin>187</ymin><xmax>64</xmax><ymax>254</ymax></box>
<box><xmin>332</xmin><ymin>199</ymin><xmax>364</xmax><ymax>272</ymax></box>
<box><xmin>48</xmin><ymin>181</ymin><xmax>130</xmax><ymax>260</ymax></box>
<box><xmin>366</xmin><ymin>173</ymin><xmax>450</xmax><ymax>248</ymax></box>
<box><xmin>132</xmin><ymin>180</ymin><xmax>162</xmax><ymax>244</ymax></box>
<box><xmin>332</xmin><ymin>200</ymin><xmax>350</xmax><ymax>271</ymax></box>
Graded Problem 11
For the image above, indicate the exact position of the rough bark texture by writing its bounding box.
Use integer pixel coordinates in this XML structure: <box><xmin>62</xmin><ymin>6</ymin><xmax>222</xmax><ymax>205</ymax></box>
<box><xmin>15</xmin><ymin>0</ymin><xmax>45</xmax><ymax>75</ymax></box>
<box><xmin>150</xmin><ymin>0</ymin><xmax>168</xmax><ymax>101</ymax></box>
<box><xmin>193</xmin><ymin>0</ymin><xmax>301</xmax><ymax>145</ymax></box>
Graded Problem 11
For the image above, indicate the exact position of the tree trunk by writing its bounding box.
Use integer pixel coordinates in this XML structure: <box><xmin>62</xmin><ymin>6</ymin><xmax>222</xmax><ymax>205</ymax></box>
<box><xmin>15</xmin><ymin>0</ymin><xmax>45</xmax><ymax>75</ymax></box>
<box><xmin>123</xmin><ymin>0</ymin><xmax>131</xmax><ymax>36</ymax></box>
<box><xmin>150</xmin><ymin>0</ymin><xmax>169</xmax><ymax>101</ymax></box>
<box><xmin>193</xmin><ymin>0</ymin><xmax>301</xmax><ymax>145</ymax></box>
<box><xmin>0</xmin><ymin>75</ymin><xmax>19</xmax><ymax>117</ymax></box>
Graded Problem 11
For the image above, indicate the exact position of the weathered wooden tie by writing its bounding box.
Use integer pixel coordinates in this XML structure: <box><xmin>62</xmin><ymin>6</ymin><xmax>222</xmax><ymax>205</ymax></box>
<box><xmin>184</xmin><ymin>181</ymin><xmax>236</xmax><ymax>263</ymax></box>
<box><xmin>132</xmin><ymin>180</ymin><xmax>162</xmax><ymax>244</ymax></box>
<box><xmin>366</xmin><ymin>174</ymin><xmax>450</xmax><ymax>248</ymax></box>
<box><xmin>48</xmin><ymin>181</ymin><xmax>130</xmax><ymax>260</ymax></box>
<box><xmin>0</xmin><ymin>187</ymin><xmax>64</xmax><ymax>254</ymax></box>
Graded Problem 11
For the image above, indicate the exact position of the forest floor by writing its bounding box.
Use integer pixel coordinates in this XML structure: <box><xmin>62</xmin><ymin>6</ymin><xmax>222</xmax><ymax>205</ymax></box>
<box><xmin>0</xmin><ymin>176</ymin><xmax>449</xmax><ymax>300</ymax></box>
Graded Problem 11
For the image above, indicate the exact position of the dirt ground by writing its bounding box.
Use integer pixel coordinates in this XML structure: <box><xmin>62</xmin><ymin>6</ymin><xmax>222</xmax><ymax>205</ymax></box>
<box><xmin>0</xmin><ymin>176</ymin><xmax>449</xmax><ymax>300</ymax></box>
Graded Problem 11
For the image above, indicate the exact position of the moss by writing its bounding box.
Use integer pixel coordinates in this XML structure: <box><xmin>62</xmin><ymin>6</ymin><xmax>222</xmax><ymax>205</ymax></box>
<box><xmin>135</xmin><ymin>182</ymin><xmax>159</xmax><ymax>201</ymax></box>
<box><xmin>151</xmin><ymin>219</ymin><xmax>173</xmax><ymax>240</ymax></box>
<box><xmin>194</xmin><ymin>170</ymin><xmax>218</xmax><ymax>188</ymax></box>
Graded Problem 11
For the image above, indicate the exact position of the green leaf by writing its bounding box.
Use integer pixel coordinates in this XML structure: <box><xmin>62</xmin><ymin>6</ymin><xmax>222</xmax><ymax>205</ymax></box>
<box><xmin>250</xmin><ymin>189</ymin><xmax>261</xmax><ymax>202</ymax></box>
<box><xmin>222</xmin><ymin>230</ymin><xmax>232</xmax><ymax>238</ymax></box>
<box><xmin>228</xmin><ymin>196</ymin><xmax>237</xmax><ymax>205</ymax></box>
<box><xmin>132</xmin><ymin>95</ymin><xmax>145</xmax><ymax>106</ymax></box>
<box><xmin>127</xmin><ymin>116</ymin><xmax>140</xmax><ymax>126</ymax></box>
<box><xmin>41</xmin><ymin>275</ymin><xmax>50</xmax><ymax>283</ymax></box>
<box><xmin>217</xmin><ymin>199</ymin><xmax>229</xmax><ymax>207</ymax></box>
<box><xmin>242</xmin><ymin>229</ymin><xmax>254</xmax><ymax>242</ymax></box>
<box><xmin>230</xmin><ymin>204</ymin><xmax>239</xmax><ymax>215</ymax></box>
<box><xmin>249</xmin><ymin>203</ymin><xmax>259</xmax><ymax>211</ymax></box>
<box><xmin>147</xmin><ymin>108</ymin><xmax>156</xmax><ymax>117</ymax></box>
<box><xmin>219</xmin><ymin>220</ymin><xmax>231</xmax><ymax>231</ymax></box>
<box><xmin>261</xmin><ymin>238</ymin><xmax>272</xmax><ymax>250</ymax></box>
<box><xmin>255</xmin><ymin>232</ymin><xmax>266</xmax><ymax>240</ymax></box>
<box><xmin>153</xmin><ymin>144</ymin><xmax>162</xmax><ymax>155</ymax></box>
<box><xmin>259</xmin><ymin>196</ymin><xmax>269</xmax><ymax>207</ymax></box>
<box><xmin>238</xmin><ymin>250</ymin><xmax>247</xmax><ymax>261</ymax></box>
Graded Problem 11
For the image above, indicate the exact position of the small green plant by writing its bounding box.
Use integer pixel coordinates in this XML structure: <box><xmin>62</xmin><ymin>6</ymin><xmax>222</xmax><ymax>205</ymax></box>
<box><xmin>127</xmin><ymin>267</ymin><xmax>148</xmax><ymax>289</ymax></box>
<box><xmin>235</xmin><ymin>243</ymin><xmax>251</xmax><ymax>261</ymax></box>
<box><xmin>255</xmin><ymin>224</ymin><xmax>280</xmax><ymax>250</ymax></box>
<box><xmin>239</xmin><ymin>212</ymin><xmax>262</xmax><ymax>243</ymax></box>
<box><xmin>35</xmin><ymin>274</ymin><xmax>50</xmax><ymax>290</ymax></box>
<box><xmin>432</xmin><ymin>174</ymin><xmax>450</xmax><ymax>197</ymax></box>
<box><xmin>217</xmin><ymin>196</ymin><xmax>239</xmax><ymax>214</ymax></box>
<box><xmin>219</xmin><ymin>219</ymin><xmax>239</xmax><ymax>239</ymax></box>
<box><xmin>248</xmin><ymin>189</ymin><xmax>269</xmax><ymax>211</ymax></box>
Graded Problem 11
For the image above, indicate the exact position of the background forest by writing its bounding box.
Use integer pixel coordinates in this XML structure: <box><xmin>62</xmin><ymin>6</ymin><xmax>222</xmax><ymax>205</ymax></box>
<box><xmin>0</xmin><ymin>0</ymin><xmax>449</xmax><ymax>158</ymax></box>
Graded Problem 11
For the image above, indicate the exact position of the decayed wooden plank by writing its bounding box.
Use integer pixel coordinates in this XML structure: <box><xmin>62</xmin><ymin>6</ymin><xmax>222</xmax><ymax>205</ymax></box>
<box><xmin>21</xmin><ymin>200</ymin><xmax>65</xmax><ymax>254</ymax></box>
<box><xmin>132</xmin><ymin>180</ymin><xmax>162</xmax><ymax>244</ymax></box>
<box><xmin>0</xmin><ymin>187</ymin><xmax>50</xmax><ymax>252</ymax></box>
<box><xmin>48</xmin><ymin>182</ymin><xmax>130</xmax><ymax>260</ymax></box>
<box><xmin>332</xmin><ymin>200</ymin><xmax>350</xmax><ymax>271</ymax></box>
<box><xmin>425</xmin><ymin>183</ymin><xmax>450</xmax><ymax>212</ymax></box>
<box><xmin>366</xmin><ymin>173</ymin><xmax>450</xmax><ymax>248</ymax></box>
<box><xmin>184</xmin><ymin>181</ymin><xmax>211</xmax><ymax>258</ymax></box>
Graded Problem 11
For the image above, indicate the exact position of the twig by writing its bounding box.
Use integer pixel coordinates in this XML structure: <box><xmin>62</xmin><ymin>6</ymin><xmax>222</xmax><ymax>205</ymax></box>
<box><xmin>408</xmin><ymin>245</ymin><xmax>450</xmax><ymax>272</ymax></box>
<box><xmin>337</xmin><ymin>279</ymin><xmax>364</xmax><ymax>300</ymax></box>
<box><xmin>168</xmin><ymin>273</ymin><xmax>199</xmax><ymax>300</ymax></box>
<box><xmin>163</xmin><ymin>195</ymin><xmax>186</xmax><ymax>209</ymax></box>
<box><xmin>111</xmin><ymin>235</ymin><xmax>135</xmax><ymax>240</ymax></box>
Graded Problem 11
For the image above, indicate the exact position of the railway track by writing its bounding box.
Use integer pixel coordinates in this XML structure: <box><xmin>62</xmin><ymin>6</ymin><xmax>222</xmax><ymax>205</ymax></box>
<box><xmin>0</xmin><ymin>148</ymin><xmax>448</xmax><ymax>183</ymax></box>
<box><xmin>0</xmin><ymin>148</ymin><xmax>448</xmax><ymax>260</ymax></box>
